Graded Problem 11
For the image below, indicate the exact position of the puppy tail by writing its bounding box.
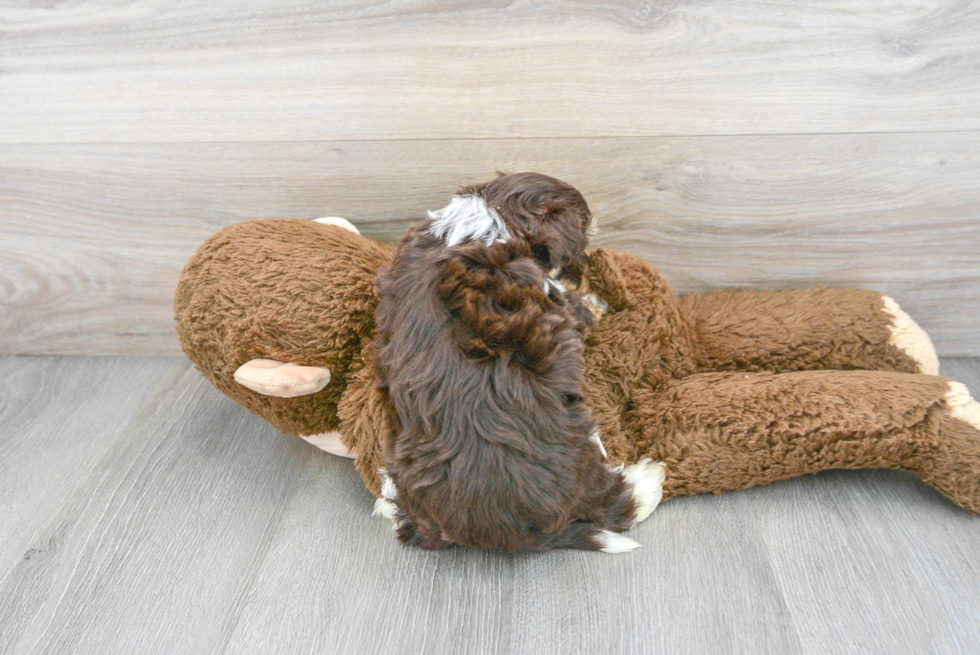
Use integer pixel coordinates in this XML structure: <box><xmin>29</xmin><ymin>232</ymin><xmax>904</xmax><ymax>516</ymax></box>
<box><xmin>539</xmin><ymin>523</ymin><xmax>641</xmax><ymax>554</ymax></box>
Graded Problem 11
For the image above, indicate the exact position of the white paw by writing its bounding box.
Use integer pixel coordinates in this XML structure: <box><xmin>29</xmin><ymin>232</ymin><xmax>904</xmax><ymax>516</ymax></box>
<box><xmin>593</xmin><ymin>530</ymin><xmax>641</xmax><ymax>554</ymax></box>
<box><xmin>372</xmin><ymin>497</ymin><xmax>398</xmax><ymax>521</ymax></box>
<box><xmin>372</xmin><ymin>469</ymin><xmax>401</xmax><ymax>528</ymax></box>
<box><xmin>314</xmin><ymin>216</ymin><xmax>360</xmax><ymax>234</ymax></box>
<box><xmin>379</xmin><ymin>469</ymin><xmax>398</xmax><ymax>502</ymax></box>
<box><xmin>882</xmin><ymin>295</ymin><xmax>939</xmax><ymax>375</ymax></box>
<box><xmin>623</xmin><ymin>458</ymin><xmax>666</xmax><ymax>525</ymax></box>
<box><xmin>589</xmin><ymin>430</ymin><xmax>608</xmax><ymax>459</ymax></box>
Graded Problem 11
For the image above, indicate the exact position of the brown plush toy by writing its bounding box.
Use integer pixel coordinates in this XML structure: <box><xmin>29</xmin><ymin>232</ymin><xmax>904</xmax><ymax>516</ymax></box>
<box><xmin>174</xmin><ymin>217</ymin><xmax>980</xmax><ymax>518</ymax></box>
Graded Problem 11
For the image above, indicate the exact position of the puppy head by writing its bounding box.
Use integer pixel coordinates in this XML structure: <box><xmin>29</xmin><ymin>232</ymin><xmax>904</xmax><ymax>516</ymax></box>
<box><xmin>428</xmin><ymin>172</ymin><xmax>593</xmax><ymax>282</ymax></box>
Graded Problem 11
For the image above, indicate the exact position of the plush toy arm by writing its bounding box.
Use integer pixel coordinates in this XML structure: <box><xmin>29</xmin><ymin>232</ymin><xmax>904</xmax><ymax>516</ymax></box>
<box><xmin>678</xmin><ymin>287</ymin><xmax>938</xmax><ymax>375</ymax></box>
<box><xmin>233</xmin><ymin>359</ymin><xmax>332</xmax><ymax>398</ymax></box>
<box><xmin>337</xmin><ymin>356</ymin><xmax>392</xmax><ymax>498</ymax></box>
<box><xmin>638</xmin><ymin>369</ymin><xmax>980</xmax><ymax>513</ymax></box>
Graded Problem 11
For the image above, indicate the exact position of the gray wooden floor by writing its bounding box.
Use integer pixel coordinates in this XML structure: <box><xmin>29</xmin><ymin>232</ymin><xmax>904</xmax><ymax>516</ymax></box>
<box><xmin>1</xmin><ymin>356</ymin><xmax>979</xmax><ymax>655</ymax></box>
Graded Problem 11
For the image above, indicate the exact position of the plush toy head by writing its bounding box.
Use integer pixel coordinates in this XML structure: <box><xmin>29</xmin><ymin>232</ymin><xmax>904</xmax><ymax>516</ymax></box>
<box><xmin>174</xmin><ymin>218</ymin><xmax>391</xmax><ymax>440</ymax></box>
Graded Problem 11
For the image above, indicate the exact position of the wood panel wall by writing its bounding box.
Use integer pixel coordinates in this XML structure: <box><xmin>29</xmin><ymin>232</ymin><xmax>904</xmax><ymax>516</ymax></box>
<box><xmin>2</xmin><ymin>0</ymin><xmax>979</xmax><ymax>355</ymax></box>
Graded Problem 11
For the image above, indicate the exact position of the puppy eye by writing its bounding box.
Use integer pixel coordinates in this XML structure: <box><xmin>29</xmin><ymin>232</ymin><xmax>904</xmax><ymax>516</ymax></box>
<box><xmin>531</xmin><ymin>245</ymin><xmax>551</xmax><ymax>267</ymax></box>
<box><xmin>561</xmin><ymin>393</ymin><xmax>581</xmax><ymax>406</ymax></box>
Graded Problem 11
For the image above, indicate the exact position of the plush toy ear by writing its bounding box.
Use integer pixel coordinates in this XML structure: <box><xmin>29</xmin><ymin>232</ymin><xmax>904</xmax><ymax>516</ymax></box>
<box><xmin>233</xmin><ymin>359</ymin><xmax>331</xmax><ymax>398</ymax></box>
<box><xmin>313</xmin><ymin>216</ymin><xmax>360</xmax><ymax>234</ymax></box>
<box><xmin>584</xmin><ymin>248</ymin><xmax>632</xmax><ymax>312</ymax></box>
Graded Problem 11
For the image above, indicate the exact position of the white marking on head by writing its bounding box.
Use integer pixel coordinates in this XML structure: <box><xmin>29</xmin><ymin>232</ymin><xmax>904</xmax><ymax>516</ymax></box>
<box><xmin>427</xmin><ymin>194</ymin><xmax>511</xmax><ymax>247</ymax></box>
<box><xmin>594</xmin><ymin>530</ymin><xmax>641</xmax><ymax>553</ymax></box>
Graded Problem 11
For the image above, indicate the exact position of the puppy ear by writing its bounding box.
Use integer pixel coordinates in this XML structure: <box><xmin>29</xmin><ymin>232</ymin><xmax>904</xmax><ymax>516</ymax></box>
<box><xmin>585</xmin><ymin>248</ymin><xmax>632</xmax><ymax>312</ymax></box>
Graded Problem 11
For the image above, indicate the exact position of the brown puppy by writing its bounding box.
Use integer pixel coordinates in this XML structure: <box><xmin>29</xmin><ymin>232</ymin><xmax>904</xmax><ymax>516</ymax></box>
<box><xmin>373</xmin><ymin>172</ymin><xmax>665</xmax><ymax>552</ymax></box>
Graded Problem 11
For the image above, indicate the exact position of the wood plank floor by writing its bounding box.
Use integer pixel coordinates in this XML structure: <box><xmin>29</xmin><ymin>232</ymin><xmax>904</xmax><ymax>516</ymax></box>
<box><xmin>2</xmin><ymin>356</ymin><xmax>979</xmax><ymax>655</ymax></box>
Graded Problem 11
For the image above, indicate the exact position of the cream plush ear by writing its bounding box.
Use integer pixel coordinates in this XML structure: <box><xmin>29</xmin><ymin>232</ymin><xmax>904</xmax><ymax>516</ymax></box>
<box><xmin>313</xmin><ymin>217</ymin><xmax>360</xmax><ymax>234</ymax></box>
<box><xmin>234</xmin><ymin>359</ymin><xmax>331</xmax><ymax>398</ymax></box>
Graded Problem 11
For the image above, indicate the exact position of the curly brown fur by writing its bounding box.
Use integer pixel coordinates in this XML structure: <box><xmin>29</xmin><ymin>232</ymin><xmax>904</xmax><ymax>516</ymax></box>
<box><xmin>374</xmin><ymin>173</ymin><xmax>639</xmax><ymax>552</ymax></box>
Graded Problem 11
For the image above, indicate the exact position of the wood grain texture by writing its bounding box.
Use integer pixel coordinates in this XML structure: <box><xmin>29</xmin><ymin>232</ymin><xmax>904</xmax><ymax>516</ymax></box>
<box><xmin>2</xmin><ymin>134</ymin><xmax>978</xmax><ymax>356</ymax></box>
<box><xmin>510</xmin><ymin>493</ymin><xmax>803</xmax><ymax>655</ymax></box>
<box><xmin>2</xmin><ymin>0</ymin><xmax>980</xmax><ymax>142</ymax></box>
<box><xmin>0</xmin><ymin>360</ymin><xmax>308</xmax><ymax>655</ymax></box>
<box><xmin>2</xmin><ymin>356</ymin><xmax>980</xmax><ymax>654</ymax></box>
<box><xmin>746</xmin><ymin>469</ymin><xmax>980</xmax><ymax>653</ymax></box>
<box><xmin>222</xmin><ymin>461</ymin><xmax>515</xmax><ymax>655</ymax></box>
<box><xmin>0</xmin><ymin>357</ymin><xmax>186</xmax><ymax>570</ymax></box>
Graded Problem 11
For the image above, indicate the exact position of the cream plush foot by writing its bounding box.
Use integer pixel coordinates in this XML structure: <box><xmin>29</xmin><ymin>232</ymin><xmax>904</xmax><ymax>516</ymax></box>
<box><xmin>921</xmin><ymin>380</ymin><xmax>980</xmax><ymax>514</ymax></box>
<box><xmin>882</xmin><ymin>296</ymin><xmax>939</xmax><ymax>375</ymax></box>
<box><xmin>314</xmin><ymin>217</ymin><xmax>360</xmax><ymax>234</ymax></box>
<box><xmin>233</xmin><ymin>359</ymin><xmax>331</xmax><ymax>398</ymax></box>
<box><xmin>624</xmin><ymin>458</ymin><xmax>667</xmax><ymax>525</ymax></box>
<box><xmin>300</xmin><ymin>431</ymin><xmax>355</xmax><ymax>458</ymax></box>
<box><xmin>946</xmin><ymin>382</ymin><xmax>980</xmax><ymax>430</ymax></box>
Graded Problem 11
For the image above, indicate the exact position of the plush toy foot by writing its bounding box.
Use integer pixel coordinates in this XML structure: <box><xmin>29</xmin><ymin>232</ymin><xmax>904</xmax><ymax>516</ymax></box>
<box><xmin>623</xmin><ymin>458</ymin><xmax>667</xmax><ymax>525</ymax></box>
<box><xmin>233</xmin><ymin>359</ymin><xmax>331</xmax><ymax>398</ymax></box>
<box><xmin>920</xmin><ymin>382</ymin><xmax>980</xmax><ymax>513</ymax></box>
<box><xmin>300</xmin><ymin>431</ymin><xmax>355</xmax><ymax>458</ymax></box>
<box><xmin>882</xmin><ymin>296</ymin><xmax>939</xmax><ymax>375</ymax></box>
<box><xmin>313</xmin><ymin>216</ymin><xmax>360</xmax><ymax>234</ymax></box>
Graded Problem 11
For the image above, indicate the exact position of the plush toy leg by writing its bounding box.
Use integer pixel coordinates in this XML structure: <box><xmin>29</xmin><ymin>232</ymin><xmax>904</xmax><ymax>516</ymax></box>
<box><xmin>679</xmin><ymin>287</ymin><xmax>938</xmax><ymax>375</ymax></box>
<box><xmin>636</xmin><ymin>370</ymin><xmax>980</xmax><ymax>513</ymax></box>
<box><xmin>337</xmin><ymin>362</ymin><xmax>395</xmax><ymax>498</ymax></box>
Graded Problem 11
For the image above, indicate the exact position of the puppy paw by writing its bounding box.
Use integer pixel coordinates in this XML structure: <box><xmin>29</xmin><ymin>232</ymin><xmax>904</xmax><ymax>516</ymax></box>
<box><xmin>624</xmin><ymin>458</ymin><xmax>666</xmax><ymax>525</ymax></box>
<box><xmin>372</xmin><ymin>498</ymin><xmax>399</xmax><ymax>525</ymax></box>
<box><xmin>589</xmin><ymin>430</ymin><xmax>608</xmax><ymax>459</ymax></box>
<box><xmin>372</xmin><ymin>469</ymin><xmax>401</xmax><ymax>529</ymax></box>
